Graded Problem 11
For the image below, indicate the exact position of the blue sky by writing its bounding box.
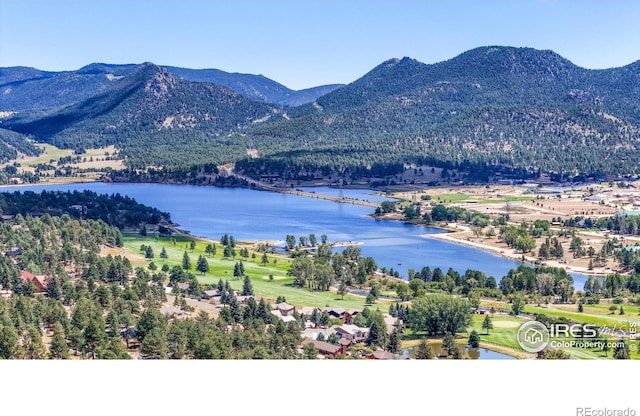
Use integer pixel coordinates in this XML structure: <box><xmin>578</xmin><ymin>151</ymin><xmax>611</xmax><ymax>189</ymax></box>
<box><xmin>1</xmin><ymin>0</ymin><xmax>639</xmax><ymax>89</ymax></box>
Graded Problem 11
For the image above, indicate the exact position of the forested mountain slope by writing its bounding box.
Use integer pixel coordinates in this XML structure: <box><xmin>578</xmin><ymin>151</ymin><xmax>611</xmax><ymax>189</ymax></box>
<box><xmin>240</xmin><ymin>46</ymin><xmax>640</xmax><ymax>177</ymax></box>
<box><xmin>2</xmin><ymin>46</ymin><xmax>639</xmax><ymax>178</ymax></box>
<box><xmin>2</xmin><ymin>63</ymin><xmax>282</xmax><ymax>168</ymax></box>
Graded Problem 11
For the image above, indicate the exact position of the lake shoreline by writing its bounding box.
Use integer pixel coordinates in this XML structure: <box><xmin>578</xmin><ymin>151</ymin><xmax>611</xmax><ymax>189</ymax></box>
<box><xmin>0</xmin><ymin>180</ymin><xmax>592</xmax><ymax>286</ymax></box>
<box><xmin>418</xmin><ymin>224</ymin><xmax>613</xmax><ymax>279</ymax></box>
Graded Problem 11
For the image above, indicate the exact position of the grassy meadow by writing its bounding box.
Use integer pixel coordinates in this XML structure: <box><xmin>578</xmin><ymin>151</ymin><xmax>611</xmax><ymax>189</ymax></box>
<box><xmin>123</xmin><ymin>233</ymin><xmax>390</xmax><ymax>310</ymax></box>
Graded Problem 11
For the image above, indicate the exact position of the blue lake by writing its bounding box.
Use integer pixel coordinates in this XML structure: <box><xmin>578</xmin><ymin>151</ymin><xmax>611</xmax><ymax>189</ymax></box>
<box><xmin>0</xmin><ymin>182</ymin><xmax>588</xmax><ymax>288</ymax></box>
<box><xmin>401</xmin><ymin>346</ymin><xmax>517</xmax><ymax>360</ymax></box>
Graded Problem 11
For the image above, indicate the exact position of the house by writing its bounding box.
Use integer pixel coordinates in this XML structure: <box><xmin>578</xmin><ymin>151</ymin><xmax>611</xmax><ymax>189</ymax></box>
<box><xmin>273</xmin><ymin>302</ymin><xmax>295</xmax><ymax>316</ymax></box>
<box><xmin>298</xmin><ymin>306</ymin><xmax>318</xmax><ymax>318</ymax></box>
<box><xmin>300</xmin><ymin>338</ymin><xmax>345</xmax><ymax>357</ymax></box>
<box><xmin>367</xmin><ymin>349</ymin><xmax>408</xmax><ymax>360</ymax></box>
<box><xmin>160</xmin><ymin>305</ymin><xmax>186</xmax><ymax>320</ymax></box>
<box><xmin>301</xmin><ymin>327</ymin><xmax>336</xmax><ymax>341</ymax></box>
<box><xmin>383</xmin><ymin>314</ymin><xmax>402</xmax><ymax>335</ymax></box>
<box><xmin>208</xmin><ymin>295</ymin><xmax>223</xmax><ymax>304</ymax></box>
<box><xmin>322</xmin><ymin>307</ymin><xmax>360</xmax><ymax>324</ymax></box>
<box><xmin>338</xmin><ymin>338</ymin><xmax>352</xmax><ymax>348</ymax></box>
<box><xmin>201</xmin><ymin>289</ymin><xmax>219</xmax><ymax>300</ymax></box>
<box><xmin>271</xmin><ymin>309</ymin><xmax>297</xmax><ymax>323</ymax></box>
<box><xmin>334</xmin><ymin>324</ymin><xmax>369</xmax><ymax>342</ymax></box>
<box><xmin>69</xmin><ymin>204</ymin><xmax>87</xmax><ymax>214</ymax></box>
<box><xmin>5</xmin><ymin>246</ymin><xmax>21</xmax><ymax>257</ymax></box>
<box><xmin>116</xmin><ymin>327</ymin><xmax>141</xmax><ymax>350</ymax></box>
<box><xmin>344</xmin><ymin>309</ymin><xmax>361</xmax><ymax>324</ymax></box>
<box><xmin>176</xmin><ymin>282</ymin><xmax>190</xmax><ymax>292</ymax></box>
<box><xmin>0</xmin><ymin>286</ymin><xmax>12</xmax><ymax>299</ymax></box>
<box><xmin>1</xmin><ymin>214</ymin><xmax>15</xmax><ymax>222</ymax></box>
<box><xmin>20</xmin><ymin>270</ymin><xmax>49</xmax><ymax>292</ymax></box>
<box><xmin>235</xmin><ymin>295</ymin><xmax>255</xmax><ymax>304</ymax></box>
<box><xmin>323</xmin><ymin>307</ymin><xmax>345</xmax><ymax>320</ymax></box>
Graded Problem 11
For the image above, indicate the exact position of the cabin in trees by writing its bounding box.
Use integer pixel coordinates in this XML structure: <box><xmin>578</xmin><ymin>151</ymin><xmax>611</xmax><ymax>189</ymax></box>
<box><xmin>300</xmin><ymin>338</ymin><xmax>345</xmax><ymax>358</ymax></box>
<box><xmin>273</xmin><ymin>302</ymin><xmax>295</xmax><ymax>316</ymax></box>
<box><xmin>0</xmin><ymin>286</ymin><xmax>11</xmax><ymax>299</ymax></box>
<box><xmin>367</xmin><ymin>350</ymin><xmax>407</xmax><ymax>360</ymax></box>
<box><xmin>271</xmin><ymin>309</ymin><xmax>297</xmax><ymax>324</ymax></box>
<box><xmin>5</xmin><ymin>246</ymin><xmax>21</xmax><ymax>257</ymax></box>
<box><xmin>202</xmin><ymin>290</ymin><xmax>219</xmax><ymax>300</ymax></box>
<box><xmin>160</xmin><ymin>305</ymin><xmax>186</xmax><ymax>320</ymax></box>
<box><xmin>322</xmin><ymin>307</ymin><xmax>360</xmax><ymax>324</ymax></box>
<box><xmin>20</xmin><ymin>270</ymin><xmax>49</xmax><ymax>292</ymax></box>
<box><xmin>176</xmin><ymin>282</ymin><xmax>190</xmax><ymax>293</ymax></box>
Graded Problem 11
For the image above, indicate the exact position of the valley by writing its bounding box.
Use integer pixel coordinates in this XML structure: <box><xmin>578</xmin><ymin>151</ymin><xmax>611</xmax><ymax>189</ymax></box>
<box><xmin>1</xmin><ymin>45</ymin><xmax>640</xmax><ymax>361</ymax></box>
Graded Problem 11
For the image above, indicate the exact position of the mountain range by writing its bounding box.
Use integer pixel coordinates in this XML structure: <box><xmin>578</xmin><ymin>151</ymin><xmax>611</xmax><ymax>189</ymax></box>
<box><xmin>1</xmin><ymin>46</ymin><xmax>639</xmax><ymax>179</ymax></box>
<box><xmin>0</xmin><ymin>63</ymin><xmax>343</xmax><ymax>111</ymax></box>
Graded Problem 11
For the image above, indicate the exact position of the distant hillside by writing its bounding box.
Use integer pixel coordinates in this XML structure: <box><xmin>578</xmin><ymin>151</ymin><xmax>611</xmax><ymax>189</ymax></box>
<box><xmin>0</xmin><ymin>64</ymin><xmax>138</xmax><ymax>112</ymax></box>
<box><xmin>0</xmin><ymin>128</ymin><xmax>41</xmax><ymax>163</ymax></box>
<box><xmin>0</xmin><ymin>63</ymin><xmax>343</xmax><ymax>112</ymax></box>
<box><xmin>2</xmin><ymin>63</ymin><xmax>282</xmax><ymax>168</ymax></box>
<box><xmin>163</xmin><ymin>66</ymin><xmax>343</xmax><ymax>106</ymax></box>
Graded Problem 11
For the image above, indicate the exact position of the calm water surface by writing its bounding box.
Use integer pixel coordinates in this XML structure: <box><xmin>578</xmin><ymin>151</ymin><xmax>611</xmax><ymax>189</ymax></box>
<box><xmin>0</xmin><ymin>182</ymin><xmax>588</xmax><ymax>287</ymax></box>
<box><xmin>401</xmin><ymin>346</ymin><xmax>517</xmax><ymax>360</ymax></box>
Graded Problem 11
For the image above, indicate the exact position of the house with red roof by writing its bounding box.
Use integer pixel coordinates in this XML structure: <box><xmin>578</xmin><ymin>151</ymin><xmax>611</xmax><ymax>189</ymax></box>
<box><xmin>20</xmin><ymin>270</ymin><xmax>49</xmax><ymax>293</ymax></box>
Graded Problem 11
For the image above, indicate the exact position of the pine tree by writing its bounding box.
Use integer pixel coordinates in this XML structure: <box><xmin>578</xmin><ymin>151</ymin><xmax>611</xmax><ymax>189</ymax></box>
<box><xmin>242</xmin><ymin>275</ymin><xmax>254</xmax><ymax>296</ymax></box>
<box><xmin>366</xmin><ymin>320</ymin><xmax>383</xmax><ymax>348</ymax></box>
<box><xmin>338</xmin><ymin>280</ymin><xmax>347</xmax><ymax>300</ymax></box>
<box><xmin>196</xmin><ymin>255</ymin><xmax>209</xmax><ymax>275</ymax></box>
<box><xmin>160</xmin><ymin>247</ymin><xmax>168</xmax><ymax>262</ymax></box>
<box><xmin>24</xmin><ymin>327</ymin><xmax>47</xmax><ymax>359</ymax></box>
<box><xmin>49</xmin><ymin>322</ymin><xmax>70</xmax><ymax>359</ymax></box>
<box><xmin>182</xmin><ymin>251</ymin><xmax>191</xmax><ymax>270</ymax></box>
<box><xmin>468</xmin><ymin>329</ymin><xmax>480</xmax><ymax>348</ymax></box>
<box><xmin>257</xmin><ymin>298</ymin><xmax>271</xmax><ymax>324</ymax></box>
<box><xmin>442</xmin><ymin>332</ymin><xmax>456</xmax><ymax>356</ymax></box>
<box><xmin>46</xmin><ymin>277</ymin><xmax>62</xmax><ymax>300</ymax></box>
<box><xmin>0</xmin><ymin>325</ymin><xmax>21</xmax><ymax>359</ymax></box>
<box><xmin>482</xmin><ymin>314</ymin><xmax>493</xmax><ymax>334</ymax></box>
<box><xmin>140</xmin><ymin>328</ymin><xmax>168</xmax><ymax>359</ymax></box>
<box><xmin>388</xmin><ymin>329</ymin><xmax>400</xmax><ymax>353</ymax></box>
<box><xmin>303</xmin><ymin>342</ymin><xmax>318</xmax><ymax>359</ymax></box>
<box><xmin>414</xmin><ymin>338</ymin><xmax>433</xmax><ymax>359</ymax></box>
<box><xmin>229</xmin><ymin>295</ymin><xmax>243</xmax><ymax>323</ymax></box>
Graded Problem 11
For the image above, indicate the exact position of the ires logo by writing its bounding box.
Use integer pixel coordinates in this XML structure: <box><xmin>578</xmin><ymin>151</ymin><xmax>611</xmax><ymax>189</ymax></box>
<box><xmin>517</xmin><ymin>321</ymin><xmax>598</xmax><ymax>353</ymax></box>
<box><xmin>548</xmin><ymin>323</ymin><xmax>597</xmax><ymax>338</ymax></box>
